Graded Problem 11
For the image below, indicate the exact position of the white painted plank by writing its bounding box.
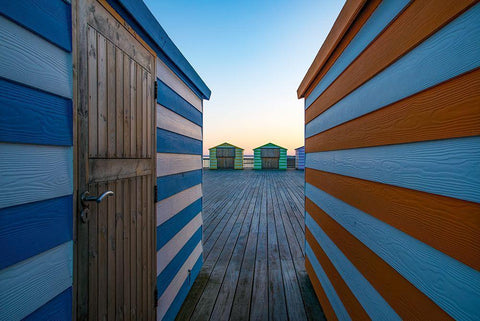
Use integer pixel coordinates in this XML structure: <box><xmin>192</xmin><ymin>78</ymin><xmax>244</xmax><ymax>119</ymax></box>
<box><xmin>156</xmin><ymin>58</ymin><xmax>202</xmax><ymax>112</ymax></box>
<box><xmin>157</xmin><ymin>241</ymin><xmax>202</xmax><ymax>320</ymax></box>
<box><xmin>156</xmin><ymin>104</ymin><xmax>202</xmax><ymax>141</ymax></box>
<box><xmin>0</xmin><ymin>241</ymin><xmax>73</xmax><ymax>320</ymax></box>
<box><xmin>156</xmin><ymin>184</ymin><xmax>202</xmax><ymax>226</ymax></box>
<box><xmin>306</xmin><ymin>244</ymin><xmax>351</xmax><ymax>321</ymax></box>
<box><xmin>0</xmin><ymin>143</ymin><xmax>73</xmax><ymax>209</ymax></box>
<box><xmin>306</xmin><ymin>214</ymin><xmax>401</xmax><ymax>320</ymax></box>
<box><xmin>156</xmin><ymin>153</ymin><xmax>202</xmax><ymax>177</ymax></box>
<box><xmin>157</xmin><ymin>213</ymin><xmax>202</xmax><ymax>275</ymax></box>
<box><xmin>0</xmin><ymin>15</ymin><xmax>72</xmax><ymax>99</ymax></box>
<box><xmin>306</xmin><ymin>184</ymin><xmax>480</xmax><ymax>321</ymax></box>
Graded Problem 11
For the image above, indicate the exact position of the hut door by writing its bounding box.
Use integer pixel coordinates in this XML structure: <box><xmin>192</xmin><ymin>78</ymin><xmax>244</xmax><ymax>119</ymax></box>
<box><xmin>76</xmin><ymin>0</ymin><xmax>156</xmax><ymax>320</ymax></box>
<box><xmin>261</xmin><ymin>148</ymin><xmax>280</xmax><ymax>169</ymax></box>
<box><xmin>217</xmin><ymin>147</ymin><xmax>235</xmax><ymax>169</ymax></box>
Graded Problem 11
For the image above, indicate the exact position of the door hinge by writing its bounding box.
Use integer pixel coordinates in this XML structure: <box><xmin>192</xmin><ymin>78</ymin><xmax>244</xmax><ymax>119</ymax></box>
<box><xmin>154</xmin><ymin>81</ymin><xmax>158</xmax><ymax>100</ymax></box>
<box><xmin>153</xmin><ymin>185</ymin><xmax>158</xmax><ymax>203</ymax></box>
<box><xmin>154</xmin><ymin>285</ymin><xmax>158</xmax><ymax>308</ymax></box>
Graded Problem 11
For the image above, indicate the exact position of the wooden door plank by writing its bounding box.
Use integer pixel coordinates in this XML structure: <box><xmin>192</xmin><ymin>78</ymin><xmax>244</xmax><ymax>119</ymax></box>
<box><xmin>130</xmin><ymin>61</ymin><xmax>136</xmax><ymax>157</ymax></box>
<box><xmin>97</xmin><ymin>35</ymin><xmax>108</xmax><ymax>157</ymax></box>
<box><xmin>124</xmin><ymin>179</ymin><xmax>132</xmax><ymax>321</ymax></box>
<box><xmin>107</xmin><ymin>180</ymin><xmax>117</xmax><ymax>320</ymax></box>
<box><xmin>115</xmin><ymin>180</ymin><xmax>125</xmax><ymax>321</ymax></box>
<box><xmin>88</xmin><ymin>184</ymin><xmax>99</xmax><ymax>320</ymax></box>
<box><xmin>116</xmin><ymin>49</ymin><xmax>124</xmax><ymax>157</ymax></box>
<box><xmin>107</xmin><ymin>41</ymin><xmax>116</xmax><ymax>157</ymax></box>
<box><xmin>87</xmin><ymin>27</ymin><xmax>98</xmax><ymax>157</ymax></box>
<box><xmin>123</xmin><ymin>56</ymin><xmax>131</xmax><ymax>158</ymax></box>
<box><xmin>130</xmin><ymin>177</ymin><xmax>137</xmax><ymax>320</ymax></box>
<box><xmin>98</xmin><ymin>182</ymin><xmax>108</xmax><ymax>320</ymax></box>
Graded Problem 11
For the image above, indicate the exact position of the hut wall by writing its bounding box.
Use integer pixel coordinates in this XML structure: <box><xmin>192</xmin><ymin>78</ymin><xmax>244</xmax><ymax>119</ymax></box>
<box><xmin>209</xmin><ymin>148</ymin><xmax>218</xmax><ymax>169</ymax></box>
<box><xmin>254</xmin><ymin>144</ymin><xmax>287</xmax><ymax>170</ymax></box>
<box><xmin>299</xmin><ymin>1</ymin><xmax>480</xmax><ymax>320</ymax></box>
<box><xmin>0</xmin><ymin>1</ymin><xmax>74</xmax><ymax>319</ymax></box>
<box><xmin>279</xmin><ymin>148</ymin><xmax>287</xmax><ymax>170</ymax></box>
<box><xmin>234</xmin><ymin>148</ymin><xmax>244</xmax><ymax>169</ymax></box>
<box><xmin>296</xmin><ymin>147</ymin><xmax>305</xmax><ymax>170</ymax></box>
<box><xmin>155</xmin><ymin>59</ymin><xmax>204</xmax><ymax>321</ymax></box>
<box><xmin>253</xmin><ymin>148</ymin><xmax>262</xmax><ymax>170</ymax></box>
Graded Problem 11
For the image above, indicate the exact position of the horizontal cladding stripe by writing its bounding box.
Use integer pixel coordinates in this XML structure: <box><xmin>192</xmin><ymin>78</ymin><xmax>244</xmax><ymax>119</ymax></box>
<box><xmin>156</xmin><ymin>128</ymin><xmax>202</xmax><ymax>155</ymax></box>
<box><xmin>156</xmin><ymin>184</ymin><xmax>202</xmax><ymax>226</ymax></box>
<box><xmin>305</xmin><ymin>256</ymin><xmax>338</xmax><ymax>321</ymax></box>
<box><xmin>305</xmin><ymin>0</ymin><xmax>409</xmax><ymax>108</ymax></box>
<box><xmin>159</xmin><ymin>250</ymin><xmax>203</xmax><ymax>321</ymax></box>
<box><xmin>156</xmin><ymin>58</ymin><xmax>202</xmax><ymax>111</ymax></box>
<box><xmin>156</xmin><ymin>104</ymin><xmax>202</xmax><ymax>141</ymax></box>
<box><xmin>0</xmin><ymin>241</ymin><xmax>73</xmax><ymax>320</ymax></box>
<box><xmin>0</xmin><ymin>195</ymin><xmax>73</xmax><ymax>270</ymax></box>
<box><xmin>307</xmin><ymin>68</ymin><xmax>480</xmax><ymax>152</ymax></box>
<box><xmin>306</xmin><ymin>168</ymin><xmax>480</xmax><ymax>270</ymax></box>
<box><xmin>306</xmin><ymin>225</ymin><xmax>400</xmax><ymax>320</ymax></box>
<box><xmin>306</xmin><ymin>186</ymin><xmax>480</xmax><ymax>320</ymax></box>
<box><xmin>157</xmin><ymin>198</ymin><xmax>202</xmax><ymax>250</ymax></box>
<box><xmin>305</xmin><ymin>0</ymin><xmax>477</xmax><ymax>124</ymax></box>
<box><xmin>157</xmin><ymin>231</ymin><xmax>202</xmax><ymax>298</ymax></box>
<box><xmin>0</xmin><ymin>16</ymin><xmax>72</xmax><ymax>99</ymax></box>
<box><xmin>306</xmin><ymin>136</ymin><xmax>480</xmax><ymax>203</ymax></box>
<box><xmin>0</xmin><ymin>143</ymin><xmax>73</xmax><ymax>209</ymax></box>
<box><xmin>0</xmin><ymin>0</ymin><xmax>72</xmax><ymax>52</ymax></box>
<box><xmin>157</xmin><ymin>213</ymin><xmax>203</xmax><ymax>275</ymax></box>
<box><xmin>0</xmin><ymin>78</ymin><xmax>73</xmax><ymax>146</ymax></box>
<box><xmin>305</xmin><ymin>244</ymin><xmax>351</xmax><ymax>321</ymax></box>
<box><xmin>156</xmin><ymin>153</ymin><xmax>202</xmax><ymax>177</ymax></box>
<box><xmin>23</xmin><ymin>287</ymin><xmax>72</xmax><ymax>321</ymax></box>
<box><xmin>157</xmin><ymin>80</ymin><xmax>202</xmax><ymax>127</ymax></box>
<box><xmin>306</xmin><ymin>2</ymin><xmax>480</xmax><ymax>135</ymax></box>
<box><xmin>156</xmin><ymin>169</ymin><xmax>202</xmax><ymax>203</ymax></box>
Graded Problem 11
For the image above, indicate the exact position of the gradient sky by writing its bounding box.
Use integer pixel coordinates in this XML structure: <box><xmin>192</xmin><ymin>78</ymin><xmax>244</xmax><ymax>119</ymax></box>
<box><xmin>144</xmin><ymin>0</ymin><xmax>345</xmax><ymax>155</ymax></box>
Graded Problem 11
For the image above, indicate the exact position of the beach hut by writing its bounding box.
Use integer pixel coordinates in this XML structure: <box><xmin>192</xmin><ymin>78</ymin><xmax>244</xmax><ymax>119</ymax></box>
<box><xmin>253</xmin><ymin>143</ymin><xmax>287</xmax><ymax>170</ymax></box>
<box><xmin>297</xmin><ymin>1</ymin><xmax>480</xmax><ymax>319</ymax></box>
<box><xmin>209</xmin><ymin>143</ymin><xmax>244</xmax><ymax>169</ymax></box>
<box><xmin>0</xmin><ymin>1</ymin><xmax>210</xmax><ymax>320</ymax></box>
<box><xmin>295</xmin><ymin>146</ymin><xmax>305</xmax><ymax>170</ymax></box>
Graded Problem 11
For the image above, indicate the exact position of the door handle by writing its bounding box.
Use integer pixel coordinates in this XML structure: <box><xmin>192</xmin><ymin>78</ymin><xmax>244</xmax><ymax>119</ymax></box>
<box><xmin>81</xmin><ymin>190</ymin><xmax>114</xmax><ymax>207</ymax></box>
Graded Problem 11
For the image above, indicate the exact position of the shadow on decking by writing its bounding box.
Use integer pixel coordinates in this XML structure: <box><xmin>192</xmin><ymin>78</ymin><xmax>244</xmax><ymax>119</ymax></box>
<box><xmin>176</xmin><ymin>169</ymin><xmax>325</xmax><ymax>321</ymax></box>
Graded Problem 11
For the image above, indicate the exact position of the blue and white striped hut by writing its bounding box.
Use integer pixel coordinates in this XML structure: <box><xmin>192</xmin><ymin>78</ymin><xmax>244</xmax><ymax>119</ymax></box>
<box><xmin>295</xmin><ymin>146</ymin><xmax>305</xmax><ymax>170</ymax></box>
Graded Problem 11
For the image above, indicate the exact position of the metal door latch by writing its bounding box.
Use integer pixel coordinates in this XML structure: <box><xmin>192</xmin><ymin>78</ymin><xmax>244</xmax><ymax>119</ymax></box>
<box><xmin>80</xmin><ymin>190</ymin><xmax>114</xmax><ymax>223</ymax></box>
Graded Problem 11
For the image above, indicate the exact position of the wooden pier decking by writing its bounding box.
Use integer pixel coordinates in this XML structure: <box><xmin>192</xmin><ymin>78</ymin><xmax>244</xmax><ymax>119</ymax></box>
<box><xmin>176</xmin><ymin>170</ymin><xmax>325</xmax><ymax>321</ymax></box>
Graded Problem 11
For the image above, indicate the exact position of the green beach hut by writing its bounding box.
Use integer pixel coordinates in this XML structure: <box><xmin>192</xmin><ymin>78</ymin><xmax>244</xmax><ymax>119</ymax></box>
<box><xmin>209</xmin><ymin>142</ymin><xmax>244</xmax><ymax>169</ymax></box>
<box><xmin>253</xmin><ymin>143</ymin><xmax>287</xmax><ymax>170</ymax></box>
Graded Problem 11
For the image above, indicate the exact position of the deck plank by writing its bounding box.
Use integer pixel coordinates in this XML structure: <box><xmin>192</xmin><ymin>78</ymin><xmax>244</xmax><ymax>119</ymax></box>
<box><xmin>176</xmin><ymin>170</ymin><xmax>324</xmax><ymax>321</ymax></box>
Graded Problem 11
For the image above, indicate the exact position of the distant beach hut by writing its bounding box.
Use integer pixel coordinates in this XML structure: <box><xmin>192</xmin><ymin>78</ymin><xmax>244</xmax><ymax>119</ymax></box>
<box><xmin>209</xmin><ymin>143</ymin><xmax>244</xmax><ymax>169</ymax></box>
<box><xmin>253</xmin><ymin>143</ymin><xmax>287</xmax><ymax>170</ymax></box>
<box><xmin>295</xmin><ymin>146</ymin><xmax>305</xmax><ymax>170</ymax></box>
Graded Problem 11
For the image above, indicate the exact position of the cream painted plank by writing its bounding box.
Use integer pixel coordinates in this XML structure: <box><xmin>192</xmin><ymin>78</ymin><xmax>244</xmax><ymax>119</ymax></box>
<box><xmin>156</xmin><ymin>104</ymin><xmax>202</xmax><ymax>141</ymax></box>
<box><xmin>157</xmin><ymin>242</ymin><xmax>202</xmax><ymax>320</ymax></box>
<box><xmin>156</xmin><ymin>58</ymin><xmax>202</xmax><ymax>112</ymax></box>
<box><xmin>0</xmin><ymin>241</ymin><xmax>73</xmax><ymax>320</ymax></box>
<box><xmin>156</xmin><ymin>184</ymin><xmax>202</xmax><ymax>226</ymax></box>
<box><xmin>156</xmin><ymin>213</ymin><xmax>203</xmax><ymax>275</ymax></box>
<box><xmin>0</xmin><ymin>16</ymin><xmax>72</xmax><ymax>99</ymax></box>
<box><xmin>0</xmin><ymin>143</ymin><xmax>73</xmax><ymax>209</ymax></box>
<box><xmin>156</xmin><ymin>153</ymin><xmax>202</xmax><ymax>177</ymax></box>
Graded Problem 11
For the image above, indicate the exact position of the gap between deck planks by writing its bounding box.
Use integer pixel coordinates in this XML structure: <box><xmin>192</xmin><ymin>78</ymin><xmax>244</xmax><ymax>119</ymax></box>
<box><xmin>176</xmin><ymin>169</ymin><xmax>325</xmax><ymax>321</ymax></box>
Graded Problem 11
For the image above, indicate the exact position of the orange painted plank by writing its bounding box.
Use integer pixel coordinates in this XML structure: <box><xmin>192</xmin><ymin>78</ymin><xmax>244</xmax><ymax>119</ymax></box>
<box><xmin>305</xmin><ymin>0</ymin><xmax>476</xmax><ymax>123</ymax></box>
<box><xmin>297</xmin><ymin>0</ymin><xmax>367</xmax><ymax>98</ymax></box>
<box><xmin>305</xmin><ymin>256</ymin><xmax>339</xmax><ymax>321</ymax></box>
<box><xmin>306</xmin><ymin>68</ymin><xmax>480</xmax><ymax>152</ymax></box>
<box><xmin>306</xmin><ymin>168</ymin><xmax>480</xmax><ymax>271</ymax></box>
<box><xmin>306</xmin><ymin>198</ymin><xmax>453</xmax><ymax>320</ymax></box>
<box><xmin>306</xmin><ymin>229</ymin><xmax>371</xmax><ymax>321</ymax></box>
<box><xmin>303</xmin><ymin>0</ymin><xmax>382</xmax><ymax>99</ymax></box>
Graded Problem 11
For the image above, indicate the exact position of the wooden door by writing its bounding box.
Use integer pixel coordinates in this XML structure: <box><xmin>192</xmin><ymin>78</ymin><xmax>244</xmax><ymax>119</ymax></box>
<box><xmin>218</xmin><ymin>157</ymin><xmax>234</xmax><ymax>169</ymax></box>
<box><xmin>75</xmin><ymin>0</ymin><xmax>156</xmax><ymax>320</ymax></box>
<box><xmin>262</xmin><ymin>157</ymin><xmax>279</xmax><ymax>169</ymax></box>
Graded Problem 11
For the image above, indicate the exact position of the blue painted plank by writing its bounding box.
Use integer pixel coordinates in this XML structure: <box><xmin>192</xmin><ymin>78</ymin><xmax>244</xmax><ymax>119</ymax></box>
<box><xmin>0</xmin><ymin>78</ymin><xmax>72</xmax><ymax>146</ymax></box>
<box><xmin>306</xmin><ymin>136</ymin><xmax>480</xmax><ymax>203</ymax></box>
<box><xmin>157</xmin><ymin>169</ymin><xmax>202</xmax><ymax>202</ymax></box>
<box><xmin>0</xmin><ymin>16</ymin><xmax>73</xmax><ymax>99</ymax></box>
<box><xmin>156</xmin><ymin>227</ymin><xmax>202</xmax><ymax>298</ymax></box>
<box><xmin>156</xmin><ymin>128</ymin><xmax>202</xmax><ymax>155</ymax></box>
<box><xmin>157</xmin><ymin>198</ymin><xmax>202</xmax><ymax>250</ymax></box>
<box><xmin>0</xmin><ymin>0</ymin><xmax>72</xmax><ymax>52</ymax></box>
<box><xmin>23</xmin><ymin>287</ymin><xmax>72</xmax><ymax>321</ymax></box>
<box><xmin>306</xmin><ymin>3</ymin><xmax>480</xmax><ymax>137</ymax></box>
<box><xmin>106</xmin><ymin>0</ymin><xmax>211</xmax><ymax>99</ymax></box>
<box><xmin>306</xmin><ymin>213</ymin><xmax>400</xmax><ymax>320</ymax></box>
<box><xmin>157</xmin><ymin>80</ymin><xmax>203</xmax><ymax>127</ymax></box>
<box><xmin>0</xmin><ymin>143</ymin><xmax>73</xmax><ymax>209</ymax></box>
<box><xmin>161</xmin><ymin>254</ymin><xmax>203</xmax><ymax>321</ymax></box>
<box><xmin>306</xmin><ymin>243</ymin><xmax>351</xmax><ymax>321</ymax></box>
<box><xmin>0</xmin><ymin>195</ymin><xmax>72</xmax><ymax>270</ymax></box>
<box><xmin>305</xmin><ymin>0</ymin><xmax>409</xmax><ymax>108</ymax></box>
<box><xmin>306</xmin><ymin>184</ymin><xmax>480</xmax><ymax>321</ymax></box>
<box><xmin>0</xmin><ymin>241</ymin><xmax>73</xmax><ymax>320</ymax></box>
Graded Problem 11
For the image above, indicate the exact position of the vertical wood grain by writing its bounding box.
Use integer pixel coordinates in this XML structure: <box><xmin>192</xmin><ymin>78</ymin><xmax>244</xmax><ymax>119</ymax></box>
<box><xmin>116</xmin><ymin>50</ymin><xmax>124</xmax><ymax>158</ymax></box>
<box><xmin>88</xmin><ymin>27</ymin><xmax>98</xmax><ymax>157</ymax></box>
<box><xmin>97</xmin><ymin>35</ymin><xmax>107</xmax><ymax>157</ymax></box>
<box><xmin>115</xmin><ymin>180</ymin><xmax>124</xmax><ymax>320</ymax></box>
<box><xmin>130</xmin><ymin>61</ymin><xmax>136</xmax><ymax>158</ymax></box>
<box><xmin>124</xmin><ymin>179</ymin><xmax>131</xmax><ymax>321</ymax></box>
<box><xmin>107</xmin><ymin>42</ymin><xmax>116</xmax><ymax>158</ymax></box>
<box><xmin>123</xmin><ymin>56</ymin><xmax>131</xmax><ymax>158</ymax></box>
